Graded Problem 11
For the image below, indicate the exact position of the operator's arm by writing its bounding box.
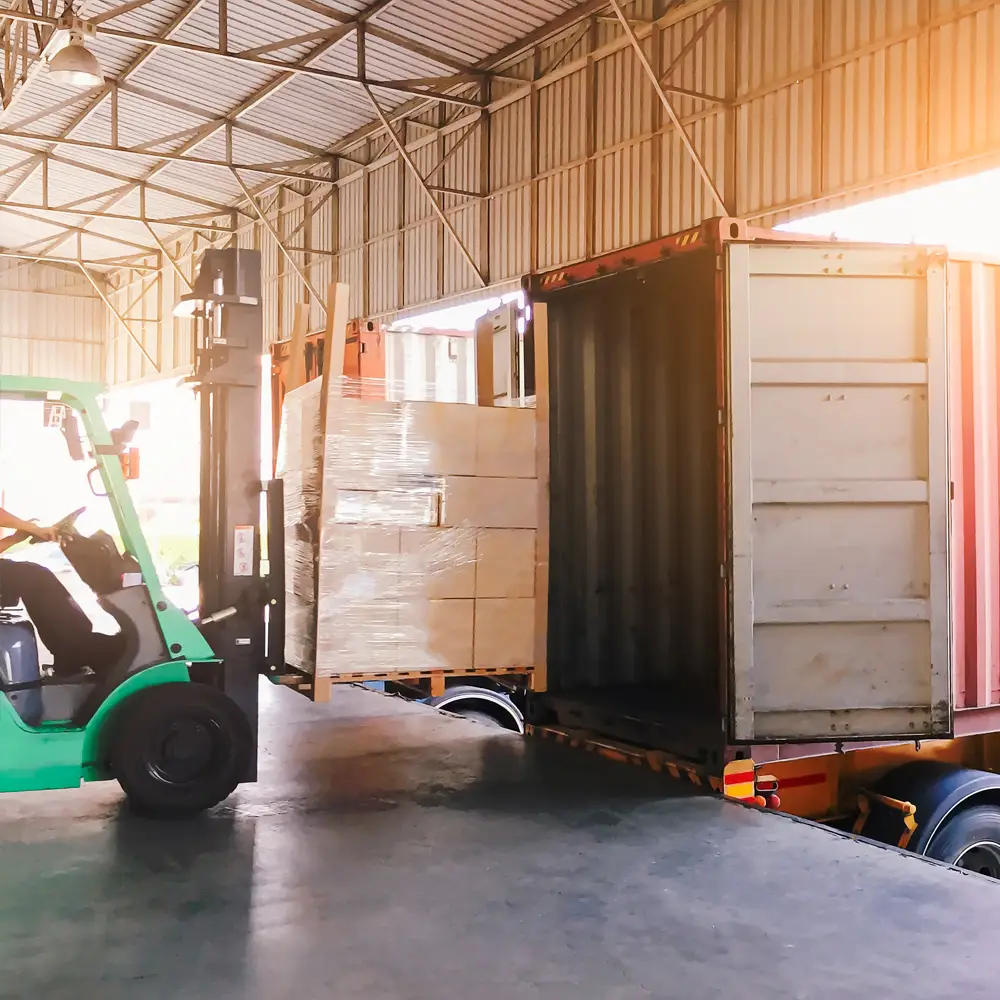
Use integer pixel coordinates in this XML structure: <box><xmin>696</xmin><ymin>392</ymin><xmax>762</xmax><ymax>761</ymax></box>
<box><xmin>0</xmin><ymin>530</ymin><xmax>27</xmax><ymax>556</ymax></box>
<box><xmin>0</xmin><ymin>507</ymin><xmax>55</xmax><ymax>542</ymax></box>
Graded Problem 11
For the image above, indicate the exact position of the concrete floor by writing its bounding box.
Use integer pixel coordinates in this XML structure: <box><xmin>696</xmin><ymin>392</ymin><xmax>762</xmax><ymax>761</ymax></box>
<box><xmin>1</xmin><ymin>683</ymin><xmax>999</xmax><ymax>1000</ymax></box>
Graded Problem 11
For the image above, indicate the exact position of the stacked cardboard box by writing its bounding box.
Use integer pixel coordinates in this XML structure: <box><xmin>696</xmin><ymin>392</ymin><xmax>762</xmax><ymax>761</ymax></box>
<box><xmin>280</xmin><ymin>381</ymin><xmax>539</xmax><ymax>679</ymax></box>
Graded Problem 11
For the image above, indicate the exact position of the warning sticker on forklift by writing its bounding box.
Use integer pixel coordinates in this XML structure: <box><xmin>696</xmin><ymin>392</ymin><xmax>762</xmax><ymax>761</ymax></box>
<box><xmin>233</xmin><ymin>526</ymin><xmax>254</xmax><ymax>576</ymax></box>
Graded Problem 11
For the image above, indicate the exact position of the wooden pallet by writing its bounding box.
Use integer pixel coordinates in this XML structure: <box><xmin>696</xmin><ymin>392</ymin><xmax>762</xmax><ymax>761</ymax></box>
<box><xmin>278</xmin><ymin>665</ymin><xmax>534</xmax><ymax>702</ymax></box>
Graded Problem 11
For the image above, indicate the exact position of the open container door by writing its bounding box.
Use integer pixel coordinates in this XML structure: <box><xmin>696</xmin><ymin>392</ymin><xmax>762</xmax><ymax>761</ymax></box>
<box><xmin>725</xmin><ymin>241</ymin><xmax>952</xmax><ymax>743</ymax></box>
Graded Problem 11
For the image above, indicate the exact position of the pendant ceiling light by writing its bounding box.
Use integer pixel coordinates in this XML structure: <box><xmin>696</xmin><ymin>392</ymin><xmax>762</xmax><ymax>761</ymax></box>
<box><xmin>46</xmin><ymin>2</ymin><xmax>103</xmax><ymax>89</ymax></box>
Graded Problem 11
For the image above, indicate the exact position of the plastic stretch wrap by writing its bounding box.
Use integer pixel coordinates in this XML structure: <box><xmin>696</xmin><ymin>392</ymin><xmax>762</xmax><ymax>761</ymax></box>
<box><xmin>278</xmin><ymin>375</ymin><xmax>538</xmax><ymax>679</ymax></box>
<box><xmin>275</xmin><ymin>379</ymin><xmax>322</xmax><ymax>672</ymax></box>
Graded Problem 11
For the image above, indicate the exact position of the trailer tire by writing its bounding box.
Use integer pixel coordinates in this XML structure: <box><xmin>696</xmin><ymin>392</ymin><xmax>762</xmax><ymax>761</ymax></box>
<box><xmin>111</xmin><ymin>683</ymin><xmax>253</xmax><ymax>819</ymax></box>
<box><xmin>924</xmin><ymin>804</ymin><xmax>1000</xmax><ymax>878</ymax></box>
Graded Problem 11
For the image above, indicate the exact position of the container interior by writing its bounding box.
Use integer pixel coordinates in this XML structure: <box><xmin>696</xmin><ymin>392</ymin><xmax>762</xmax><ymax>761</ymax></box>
<box><xmin>542</xmin><ymin>250</ymin><xmax>724</xmax><ymax>757</ymax></box>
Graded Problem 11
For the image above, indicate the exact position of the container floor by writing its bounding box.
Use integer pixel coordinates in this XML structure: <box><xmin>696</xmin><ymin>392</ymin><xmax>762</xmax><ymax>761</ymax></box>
<box><xmin>0</xmin><ymin>682</ymin><xmax>998</xmax><ymax>999</ymax></box>
<box><xmin>542</xmin><ymin>682</ymin><xmax>722</xmax><ymax>762</ymax></box>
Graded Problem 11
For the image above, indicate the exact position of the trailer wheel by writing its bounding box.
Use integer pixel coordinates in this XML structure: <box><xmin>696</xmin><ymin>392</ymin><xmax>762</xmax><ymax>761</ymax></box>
<box><xmin>111</xmin><ymin>683</ymin><xmax>253</xmax><ymax>818</ymax></box>
<box><xmin>925</xmin><ymin>805</ymin><xmax>1000</xmax><ymax>878</ymax></box>
<box><xmin>451</xmin><ymin>708</ymin><xmax>506</xmax><ymax>730</ymax></box>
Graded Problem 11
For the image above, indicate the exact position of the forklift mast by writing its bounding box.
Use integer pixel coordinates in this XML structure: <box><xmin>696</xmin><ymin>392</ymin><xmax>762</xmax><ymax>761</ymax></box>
<box><xmin>182</xmin><ymin>248</ymin><xmax>267</xmax><ymax>771</ymax></box>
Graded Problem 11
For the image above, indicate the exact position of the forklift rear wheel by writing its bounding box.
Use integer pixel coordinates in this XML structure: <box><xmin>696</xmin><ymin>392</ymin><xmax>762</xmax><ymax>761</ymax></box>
<box><xmin>111</xmin><ymin>683</ymin><xmax>253</xmax><ymax>818</ymax></box>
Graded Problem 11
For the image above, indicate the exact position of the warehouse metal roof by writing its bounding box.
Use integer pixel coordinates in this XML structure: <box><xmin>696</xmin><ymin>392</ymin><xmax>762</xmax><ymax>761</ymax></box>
<box><xmin>0</xmin><ymin>0</ymin><xmax>591</xmax><ymax>264</ymax></box>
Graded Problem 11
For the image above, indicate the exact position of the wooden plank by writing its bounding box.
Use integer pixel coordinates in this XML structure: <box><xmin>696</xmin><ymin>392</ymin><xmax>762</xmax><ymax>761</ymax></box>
<box><xmin>275</xmin><ymin>665</ymin><xmax>533</xmax><ymax>684</ymax></box>
<box><xmin>475</xmin><ymin>314</ymin><xmax>494</xmax><ymax>406</ymax></box>
<box><xmin>285</xmin><ymin>301</ymin><xmax>311</xmax><ymax>392</ymax></box>
<box><xmin>319</xmin><ymin>281</ymin><xmax>350</xmax><ymax>432</ymax></box>
<box><xmin>313</xmin><ymin>676</ymin><xmax>333</xmax><ymax>703</ymax></box>
<box><xmin>309</xmin><ymin>282</ymin><xmax>351</xmax><ymax>699</ymax></box>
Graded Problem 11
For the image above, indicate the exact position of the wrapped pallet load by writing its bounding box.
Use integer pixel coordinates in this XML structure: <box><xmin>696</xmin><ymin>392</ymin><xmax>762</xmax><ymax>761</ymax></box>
<box><xmin>277</xmin><ymin>313</ymin><xmax>539</xmax><ymax>690</ymax></box>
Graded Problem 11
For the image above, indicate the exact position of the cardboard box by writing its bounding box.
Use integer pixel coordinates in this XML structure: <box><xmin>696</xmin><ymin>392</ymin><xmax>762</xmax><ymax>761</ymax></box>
<box><xmin>317</xmin><ymin>600</ymin><xmax>401</xmax><ymax>675</ymax></box>
<box><xmin>409</xmin><ymin>401</ymin><xmax>478</xmax><ymax>477</ymax></box>
<box><xmin>319</xmin><ymin>525</ymin><xmax>403</xmax><ymax>601</ymax></box>
<box><xmin>399</xmin><ymin>598</ymin><xmax>474</xmax><ymax>670</ymax></box>
<box><xmin>442</xmin><ymin>476</ymin><xmax>538</xmax><ymax>529</ymax></box>
<box><xmin>476</xmin><ymin>406</ymin><xmax>536</xmax><ymax>479</ymax></box>
<box><xmin>474</xmin><ymin>598</ymin><xmax>535</xmax><ymax>669</ymax></box>
<box><xmin>401</xmin><ymin>527</ymin><xmax>477</xmax><ymax>599</ymax></box>
<box><xmin>324</xmin><ymin>397</ymin><xmax>404</xmax><ymax>491</ymax></box>
<box><xmin>476</xmin><ymin>529</ymin><xmax>536</xmax><ymax>598</ymax></box>
<box><xmin>332</xmin><ymin>489</ymin><xmax>441</xmax><ymax>527</ymax></box>
<box><xmin>325</xmin><ymin>524</ymin><xmax>401</xmax><ymax>556</ymax></box>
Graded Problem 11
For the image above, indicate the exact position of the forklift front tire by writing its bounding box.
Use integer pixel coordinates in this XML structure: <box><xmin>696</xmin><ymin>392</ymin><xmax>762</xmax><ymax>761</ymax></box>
<box><xmin>110</xmin><ymin>683</ymin><xmax>253</xmax><ymax>818</ymax></box>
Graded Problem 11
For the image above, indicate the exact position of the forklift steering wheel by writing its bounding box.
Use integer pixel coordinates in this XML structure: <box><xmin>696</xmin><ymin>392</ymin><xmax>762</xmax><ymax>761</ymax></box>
<box><xmin>29</xmin><ymin>506</ymin><xmax>87</xmax><ymax>545</ymax></box>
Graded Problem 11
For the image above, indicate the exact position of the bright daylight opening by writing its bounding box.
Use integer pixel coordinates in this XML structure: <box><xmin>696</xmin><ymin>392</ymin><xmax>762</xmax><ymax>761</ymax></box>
<box><xmin>778</xmin><ymin>167</ymin><xmax>1000</xmax><ymax>256</ymax></box>
<box><xmin>391</xmin><ymin>289</ymin><xmax>524</xmax><ymax>333</ymax></box>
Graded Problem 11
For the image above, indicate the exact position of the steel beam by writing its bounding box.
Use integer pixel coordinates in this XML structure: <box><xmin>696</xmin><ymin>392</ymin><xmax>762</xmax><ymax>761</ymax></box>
<box><xmin>362</xmin><ymin>84</ymin><xmax>486</xmax><ymax>288</ymax></box>
<box><xmin>3</xmin><ymin>0</ymin><xmax>350</xmax><ymax>258</ymax></box>
<box><xmin>231</xmin><ymin>168</ymin><xmax>328</xmax><ymax>314</ymax></box>
<box><xmin>91</xmin><ymin>0</ymin><xmax>163</xmax><ymax>26</ymax></box>
<box><xmin>333</xmin><ymin>0</ymin><xmax>719</xmax><ymax>157</ymax></box>
<box><xmin>0</xmin><ymin>140</ymin><xmax>249</xmax><ymax>216</ymax></box>
<box><xmin>1</xmin><ymin>9</ymin><xmax>483</xmax><ymax>108</ymax></box>
<box><xmin>78</xmin><ymin>262</ymin><xmax>161</xmax><ymax>372</ymax></box>
<box><xmin>0</xmin><ymin>251</ymin><xmax>157</xmax><ymax>269</ymax></box>
<box><xmin>0</xmin><ymin>129</ymin><xmax>338</xmax><ymax>184</ymax></box>
<box><xmin>117</xmin><ymin>82</ymin><xmax>332</xmax><ymax>158</ymax></box>
<box><xmin>0</xmin><ymin>0</ymin><xmax>209</xmax><ymax>205</ymax></box>
<box><xmin>4</xmin><ymin>87</ymin><xmax>103</xmax><ymax>132</ymax></box>
<box><xmin>143</xmin><ymin>222</ymin><xmax>192</xmax><ymax>291</ymax></box>
<box><xmin>0</xmin><ymin>203</ymin><xmax>160</xmax><ymax>255</ymax></box>
<box><xmin>606</xmin><ymin>0</ymin><xmax>726</xmax><ymax>214</ymax></box>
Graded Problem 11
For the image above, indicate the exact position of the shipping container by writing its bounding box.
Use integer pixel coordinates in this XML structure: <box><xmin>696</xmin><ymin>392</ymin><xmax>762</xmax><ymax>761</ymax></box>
<box><xmin>526</xmin><ymin>217</ymin><xmax>953</xmax><ymax>771</ymax></box>
<box><xmin>517</xmin><ymin>220</ymin><xmax>1000</xmax><ymax>870</ymax></box>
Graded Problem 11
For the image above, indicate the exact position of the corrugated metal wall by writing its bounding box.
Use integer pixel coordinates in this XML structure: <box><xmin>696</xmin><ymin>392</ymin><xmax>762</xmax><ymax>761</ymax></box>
<box><xmin>103</xmin><ymin>0</ymin><xmax>1000</xmax><ymax>384</ymax></box>
<box><xmin>0</xmin><ymin>261</ymin><xmax>106</xmax><ymax>380</ymax></box>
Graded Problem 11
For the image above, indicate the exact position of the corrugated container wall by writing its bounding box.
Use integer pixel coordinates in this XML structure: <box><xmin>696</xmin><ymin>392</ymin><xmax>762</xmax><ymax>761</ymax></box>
<box><xmin>0</xmin><ymin>261</ymin><xmax>105</xmax><ymax>381</ymax></box>
<box><xmin>101</xmin><ymin>0</ymin><xmax>1000</xmax><ymax>385</ymax></box>
<box><xmin>949</xmin><ymin>258</ymin><xmax>1000</xmax><ymax>721</ymax></box>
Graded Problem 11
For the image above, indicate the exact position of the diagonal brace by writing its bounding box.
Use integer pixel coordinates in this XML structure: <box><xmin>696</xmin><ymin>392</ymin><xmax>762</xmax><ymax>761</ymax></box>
<box><xmin>77</xmin><ymin>263</ymin><xmax>161</xmax><ymax>372</ymax></box>
<box><xmin>606</xmin><ymin>0</ymin><xmax>726</xmax><ymax>214</ymax></box>
<box><xmin>362</xmin><ymin>84</ymin><xmax>487</xmax><ymax>288</ymax></box>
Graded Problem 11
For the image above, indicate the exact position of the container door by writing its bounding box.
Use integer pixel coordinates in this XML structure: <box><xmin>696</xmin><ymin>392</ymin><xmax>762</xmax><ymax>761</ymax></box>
<box><xmin>725</xmin><ymin>243</ymin><xmax>952</xmax><ymax>743</ymax></box>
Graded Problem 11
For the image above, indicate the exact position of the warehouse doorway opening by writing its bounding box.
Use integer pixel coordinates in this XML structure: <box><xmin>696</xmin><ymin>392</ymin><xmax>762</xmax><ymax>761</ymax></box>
<box><xmin>102</xmin><ymin>378</ymin><xmax>201</xmax><ymax>614</ymax></box>
<box><xmin>779</xmin><ymin>167</ymin><xmax>1000</xmax><ymax>255</ymax></box>
<box><xmin>393</xmin><ymin>290</ymin><xmax>523</xmax><ymax>334</ymax></box>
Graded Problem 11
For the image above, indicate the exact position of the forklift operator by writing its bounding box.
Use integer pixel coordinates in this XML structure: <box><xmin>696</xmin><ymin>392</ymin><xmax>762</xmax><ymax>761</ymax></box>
<box><xmin>0</xmin><ymin>506</ymin><xmax>122</xmax><ymax>677</ymax></box>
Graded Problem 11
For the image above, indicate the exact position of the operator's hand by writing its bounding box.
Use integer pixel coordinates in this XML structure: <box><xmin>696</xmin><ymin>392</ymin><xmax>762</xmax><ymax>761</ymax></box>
<box><xmin>29</xmin><ymin>524</ymin><xmax>58</xmax><ymax>543</ymax></box>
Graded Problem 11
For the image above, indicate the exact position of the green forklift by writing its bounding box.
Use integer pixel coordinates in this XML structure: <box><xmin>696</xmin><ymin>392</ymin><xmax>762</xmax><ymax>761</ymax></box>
<box><xmin>0</xmin><ymin>248</ymin><xmax>280</xmax><ymax>816</ymax></box>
